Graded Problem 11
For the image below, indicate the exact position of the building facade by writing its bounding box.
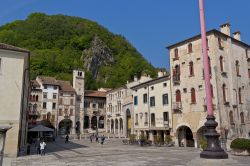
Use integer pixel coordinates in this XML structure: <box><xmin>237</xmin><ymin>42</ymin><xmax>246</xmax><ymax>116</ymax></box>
<box><xmin>83</xmin><ymin>90</ymin><xmax>107</xmax><ymax>134</ymax></box>
<box><xmin>167</xmin><ymin>23</ymin><xmax>250</xmax><ymax>148</ymax></box>
<box><xmin>132</xmin><ymin>73</ymin><xmax>172</xmax><ymax>142</ymax></box>
<box><xmin>0</xmin><ymin>43</ymin><xmax>30</xmax><ymax>157</ymax></box>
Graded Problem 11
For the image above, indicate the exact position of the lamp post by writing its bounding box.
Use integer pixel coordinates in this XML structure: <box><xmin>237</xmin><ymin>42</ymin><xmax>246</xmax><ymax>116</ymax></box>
<box><xmin>0</xmin><ymin>126</ymin><xmax>11</xmax><ymax>166</ymax></box>
<box><xmin>198</xmin><ymin>0</ymin><xmax>228</xmax><ymax>159</ymax></box>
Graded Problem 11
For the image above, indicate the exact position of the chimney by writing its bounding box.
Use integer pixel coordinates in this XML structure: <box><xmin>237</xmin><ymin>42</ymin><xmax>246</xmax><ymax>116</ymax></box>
<box><xmin>233</xmin><ymin>31</ymin><xmax>241</xmax><ymax>41</ymax></box>
<box><xmin>220</xmin><ymin>23</ymin><xmax>230</xmax><ymax>36</ymax></box>
<box><xmin>157</xmin><ymin>71</ymin><xmax>164</xmax><ymax>77</ymax></box>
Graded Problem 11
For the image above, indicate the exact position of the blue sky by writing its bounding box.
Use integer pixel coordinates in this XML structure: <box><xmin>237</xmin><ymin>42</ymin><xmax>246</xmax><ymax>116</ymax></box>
<box><xmin>0</xmin><ymin>0</ymin><xmax>250</xmax><ymax>69</ymax></box>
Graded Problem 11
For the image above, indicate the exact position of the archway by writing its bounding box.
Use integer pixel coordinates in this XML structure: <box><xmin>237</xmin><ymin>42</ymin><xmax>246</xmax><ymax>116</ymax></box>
<box><xmin>84</xmin><ymin>116</ymin><xmax>89</xmax><ymax>129</ymax></box>
<box><xmin>120</xmin><ymin>118</ymin><xmax>123</xmax><ymax>135</ymax></box>
<box><xmin>59</xmin><ymin>119</ymin><xmax>73</xmax><ymax>135</ymax></box>
<box><xmin>177</xmin><ymin>126</ymin><xmax>194</xmax><ymax>147</ymax></box>
<box><xmin>99</xmin><ymin>116</ymin><xmax>104</xmax><ymax>129</ymax></box>
<box><xmin>126</xmin><ymin>109</ymin><xmax>131</xmax><ymax>137</ymax></box>
<box><xmin>91</xmin><ymin>116</ymin><xmax>97</xmax><ymax>129</ymax></box>
<box><xmin>197</xmin><ymin>126</ymin><xmax>207</xmax><ymax>148</ymax></box>
<box><xmin>115</xmin><ymin>119</ymin><xmax>119</xmax><ymax>134</ymax></box>
<box><xmin>111</xmin><ymin>119</ymin><xmax>114</xmax><ymax>133</ymax></box>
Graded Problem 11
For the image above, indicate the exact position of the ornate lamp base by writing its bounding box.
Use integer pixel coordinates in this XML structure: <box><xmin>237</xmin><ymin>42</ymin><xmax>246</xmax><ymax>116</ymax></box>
<box><xmin>200</xmin><ymin>115</ymin><xmax>228</xmax><ymax>159</ymax></box>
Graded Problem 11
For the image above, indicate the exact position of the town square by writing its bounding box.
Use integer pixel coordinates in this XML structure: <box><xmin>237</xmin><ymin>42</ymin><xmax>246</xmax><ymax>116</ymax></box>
<box><xmin>0</xmin><ymin>0</ymin><xmax>250</xmax><ymax>166</ymax></box>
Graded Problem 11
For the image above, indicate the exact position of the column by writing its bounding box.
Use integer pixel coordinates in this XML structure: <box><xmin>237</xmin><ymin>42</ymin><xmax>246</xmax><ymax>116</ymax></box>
<box><xmin>149</xmin><ymin>131</ymin><xmax>154</xmax><ymax>142</ymax></box>
<box><xmin>118</xmin><ymin>119</ymin><xmax>121</xmax><ymax>138</ymax></box>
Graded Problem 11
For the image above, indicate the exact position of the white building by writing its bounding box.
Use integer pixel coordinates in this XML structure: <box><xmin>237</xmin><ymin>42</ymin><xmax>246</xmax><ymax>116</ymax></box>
<box><xmin>131</xmin><ymin>73</ymin><xmax>172</xmax><ymax>142</ymax></box>
<box><xmin>167</xmin><ymin>23</ymin><xmax>250</xmax><ymax>148</ymax></box>
<box><xmin>0</xmin><ymin>43</ymin><xmax>30</xmax><ymax>157</ymax></box>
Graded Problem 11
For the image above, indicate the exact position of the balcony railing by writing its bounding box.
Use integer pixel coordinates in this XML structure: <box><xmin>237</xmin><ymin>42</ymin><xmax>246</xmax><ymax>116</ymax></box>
<box><xmin>173</xmin><ymin>102</ymin><xmax>182</xmax><ymax>111</ymax></box>
<box><xmin>172</xmin><ymin>75</ymin><xmax>180</xmax><ymax>85</ymax></box>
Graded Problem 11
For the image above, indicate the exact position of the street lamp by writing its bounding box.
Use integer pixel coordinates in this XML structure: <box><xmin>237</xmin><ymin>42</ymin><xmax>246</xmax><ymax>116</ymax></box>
<box><xmin>0</xmin><ymin>126</ymin><xmax>12</xmax><ymax>166</ymax></box>
<box><xmin>198</xmin><ymin>0</ymin><xmax>228</xmax><ymax>159</ymax></box>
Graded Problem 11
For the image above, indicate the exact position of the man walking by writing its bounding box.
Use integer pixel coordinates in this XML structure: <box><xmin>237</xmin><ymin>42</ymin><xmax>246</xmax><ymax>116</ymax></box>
<box><xmin>40</xmin><ymin>140</ymin><xmax>46</xmax><ymax>156</ymax></box>
<box><xmin>65</xmin><ymin>134</ymin><xmax>69</xmax><ymax>143</ymax></box>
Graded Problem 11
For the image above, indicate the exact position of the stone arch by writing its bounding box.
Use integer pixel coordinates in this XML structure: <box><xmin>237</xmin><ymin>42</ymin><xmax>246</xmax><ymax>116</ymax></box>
<box><xmin>115</xmin><ymin>119</ymin><xmax>119</xmax><ymax>134</ymax></box>
<box><xmin>177</xmin><ymin>125</ymin><xmax>194</xmax><ymax>147</ymax></box>
<box><xmin>59</xmin><ymin>119</ymin><xmax>73</xmax><ymax>135</ymax></box>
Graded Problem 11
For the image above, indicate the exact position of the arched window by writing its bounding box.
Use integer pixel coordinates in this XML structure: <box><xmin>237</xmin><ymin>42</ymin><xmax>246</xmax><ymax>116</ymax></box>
<box><xmin>219</xmin><ymin>56</ymin><xmax>224</xmax><ymax>72</ymax></box>
<box><xmin>218</xmin><ymin>37</ymin><xmax>222</xmax><ymax>48</ymax></box>
<box><xmin>229</xmin><ymin>111</ymin><xmax>234</xmax><ymax>124</ymax></box>
<box><xmin>29</xmin><ymin>95</ymin><xmax>32</xmax><ymax>101</ymax></box>
<box><xmin>176</xmin><ymin>90</ymin><xmax>181</xmax><ymax>102</ymax></box>
<box><xmin>191</xmin><ymin>88</ymin><xmax>196</xmax><ymax>104</ymax></box>
<box><xmin>32</xmin><ymin>95</ymin><xmax>36</xmax><ymax>102</ymax></box>
<box><xmin>188</xmin><ymin>43</ymin><xmax>192</xmax><ymax>53</ymax></box>
<box><xmin>222</xmin><ymin>84</ymin><xmax>227</xmax><ymax>103</ymax></box>
<box><xmin>235</xmin><ymin>60</ymin><xmax>240</xmax><ymax>76</ymax></box>
<box><xmin>240</xmin><ymin>112</ymin><xmax>244</xmax><ymax>124</ymax></box>
<box><xmin>174</xmin><ymin>48</ymin><xmax>178</xmax><ymax>59</ymax></box>
<box><xmin>189</xmin><ymin>61</ymin><xmax>194</xmax><ymax>76</ymax></box>
<box><xmin>238</xmin><ymin>88</ymin><xmax>242</xmax><ymax>104</ymax></box>
<box><xmin>36</xmin><ymin>95</ymin><xmax>39</xmax><ymax>101</ymax></box>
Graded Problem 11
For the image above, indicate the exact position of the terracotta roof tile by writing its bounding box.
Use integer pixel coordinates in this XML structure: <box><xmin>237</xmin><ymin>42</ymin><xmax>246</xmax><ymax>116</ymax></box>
<box><xmin>37</xmin><ymin>76</ymin><xmax>59</xmax><ymax>86</ymax></box>
<box><xmin>31</xmin><ymin>80</ymin><xmax>40</xmax><ymax>87</ymax></box>
<box><xmin>57</xmin><ymin>80</ymin><xmax>75</xmax><ymax>93</ymax></box>
<box><xmin>0</xmin><ymin>43</ymin><xmax>29</xmax><ymax>53</ymax></box>
<box><xmin>84</xmin><ymin>90</ymin><xmax>107</xmax><ymax>98</ymax></box>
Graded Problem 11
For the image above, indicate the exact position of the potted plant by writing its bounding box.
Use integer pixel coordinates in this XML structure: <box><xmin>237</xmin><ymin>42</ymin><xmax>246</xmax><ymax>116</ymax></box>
<box><xmin>128</xmin><ymin>134</ymin><xmax>136</xmax><ymax>145</ymax></box>
<box><xmin>165</xmin><ymin>135</ymin><xmax>174</xmax><ymax>147</ymax></box>
<box><xmin>199</xmin><ymin>137</ymin><xmax>207</xmax><ymax>151</ymax></box>
<box><xmin>154</xmin><ymin>135</ymin><xmax>163</xmax><ymax>146</ymax></box>
<box><xmin>230</xmin><ymin>138</ymin><xmax>250</xmax><ymax>156</ymax></box>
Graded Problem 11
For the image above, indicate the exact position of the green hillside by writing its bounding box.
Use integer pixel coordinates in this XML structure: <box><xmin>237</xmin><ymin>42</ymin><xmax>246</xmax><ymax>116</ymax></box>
<box><xmin>0</xmin><ymin>13</ymin><xmax>157</xmax><ymax>89</ymax></box>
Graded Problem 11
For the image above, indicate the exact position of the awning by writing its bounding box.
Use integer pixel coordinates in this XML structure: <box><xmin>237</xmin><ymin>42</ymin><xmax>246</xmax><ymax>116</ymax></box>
<box><xmin>29</xmin><ymin>125</ymin><xmax>54</xmax><ymax>132</ymax></box>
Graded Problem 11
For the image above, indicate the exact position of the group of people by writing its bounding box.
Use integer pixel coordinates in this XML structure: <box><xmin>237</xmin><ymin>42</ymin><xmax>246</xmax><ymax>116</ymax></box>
<box><xmin>90</xmin><ymin>134</ymin><xmax>105</xmax><ymax>145</ymax></box>
<box><xmin>35</xmin><ymin>138</ymin><xmax>47</xmax><ymax>156</ymax></box>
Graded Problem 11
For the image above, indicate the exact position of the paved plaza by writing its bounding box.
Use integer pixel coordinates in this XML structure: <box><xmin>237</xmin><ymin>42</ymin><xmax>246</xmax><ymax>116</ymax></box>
<box><xmin>3</xmin><ymin>138</ymin><xmax>250</xmax><ymax>166</ymax></box>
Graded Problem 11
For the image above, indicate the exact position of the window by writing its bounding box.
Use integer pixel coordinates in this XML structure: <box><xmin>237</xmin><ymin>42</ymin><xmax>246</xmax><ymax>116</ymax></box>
<box><xmin>36</xmin><ymin>95</ymin><xmax>39</xmax><ymax>101</ymax></box>
<box><xmin>32</xmin><ymin>95</ymin><xmax>36</xmax><ymax>101</ymax></box>
<box><xmin>240</xmin><ymin>112</ymin><xmax>245</xmax><ymax>124</ymax></box>
<box><xmin>150</xmin><ymin>96</ymin><xmax>155</xmax><ymax>107</ymax></box>
<box><xmin>151</xmin><ymin>86</ymin><xmax>154</xmax><ymax>90</ymax></box>
<box><xmin>145</xmin><ymin>113</ymin><xmax>148</xmax><ymax>123</ymax></box>
<box><xmin>60</xmin><ymin>93</ymin><xmax>63</xmax><ymax>96</ymax></box>
<box><xmin>238</xmin><ymin>88</ymin><xmax>242</xmax><ymax>104</ymax></box>
<box><xmin>163</xmin><ymin>112</ymin><xmax>169</xmax><ymax>122</ymax></box>
<box><xmin>52</xmin><ymin>103</ymin><xmax>56</xmax><ymax>109</ymax></box>
<box><xmin>78</xmin><ymin>71</ymin><xmax>82</xmax><ymax>77</ymax></box>
<box><xmin>229</xmin><ymin>111</ymin><xmax>234</xmax><ymax>124</ymax></box>
<box><xmin>163</xmin><ymin>83</ymin><xmax>167</xmax><ymax>87</ymax></box>
<box><xmin>191</xmin><ymin>88</ymin><xmax>196</xmax><ymax>104</ymax></box>
<box><xmin>151</xmin><ymin>113</ymin><xmax>155</xmax><ymax>126</ymax></box>
<box><xmin>53</xmin><ymin>86</ymin><xmax>57</xmax><ymax>90</ymax></box>
<box><xmin>43</xmin><ymin>114</ymin><xmax>46</xmax><ymax>120</ymax></box>
<box><xmin>84</xmin><ymin>101</ymin><xmax>90</xmax><ymax>108</ymax></box>
<box><xmin>43</xmin><ymin>102</ymin><xmax>47</xmax><ymax>109</ymax></box>
<box><xmin>70</xmin><ymin>109</ymin><xmax>73</xmax><ymax>116</ymax></box>
<box><xmin>44</xmin><ymin>85</ymin><xmax>47</xmax><ymax>89</ymax></box>
<box><xmin>77</xmin><ymin>96</ymin><xmax>81</xmax><ymax>101</ymax></box>
<box><xmin>99</xmin><ymin>102</ymin><xmax>104</xmax><ymax>108</ymax></box>
<box><xmin>162</xmin><ymin>94</ymin><xmax>169</xmax><ymax>105</ymax></box>
<box><xmin>43</xmin><ymin>92</ymin><xmax>47</xmax><ymax>99</ymax></box>
<box><xmin>134</xmin><ymin>96</ymin><xmax>138</xmax><ymax>105</ymax></box>
<box><xmin>59</xmin><ymin>98</ymin><xmax>63</xmax><ymax>105</ymax></box>
<box><xmin>53</xmin><ymin>93</ymin><xmax>57</xmax><ymax>99</ymax></box>
<box><xmin>219</xmin><ymin>56</ymin><xmax>224</xmax><ymax>72</ymax></box>
<box><xmin>59</xmin><ymin>109</ymin><xmax>62</xmax><ymax>116</ymax></box>
<box><xmin>188</xmin><ymin>43</ymin><xmax>192</xmax><ymax>53</ymax></box>
<box><xmin>174</xmin><ymin>48</ymin><xmax>178</xmax><ymax>59</ymax></box>
<box><xmin>33</xmin><ymin>104</ymin><xmax>37</xmax><ymax>112</ymax></box>
<box><xmin>222</xmin><ymin>84</ymin><xmax>227</xmax><ymax>103</ymax></box>
<box><xmin>135</xmin><ymin>114</ymin><xmax>138</xmax><ymax>124</ymax></box>
<box><xmin>218</xmin><ymin>37</ymin><xmax>223</xmax><ymax>48</ymax></box>
<box><xmin>176</xmin><ymin>90</ymin><xmax>181</xmax><ymax>102</ymax></box>
<box><xmin>189</xmin><ymin>61</ymin><xmax>194</xmax><ymax>76</ymax></box>
<box><xmin>70</xmin><ymin>99</ymin><xmax>74</xmax><ymax>105</ymax></box>
<box><xmin>143</xmin><ymin>93</ymin><xmax>147</xmax><ymax>104</ymax></box>
<box><xmin>92</xmin><ymin>103</ymin><xmax>96</xmax><ymax>108</ymax></box>
<box><xmin>235</xmin><ymin>60</ymin><xmax>240</xmax><ymax>76</ymax></box>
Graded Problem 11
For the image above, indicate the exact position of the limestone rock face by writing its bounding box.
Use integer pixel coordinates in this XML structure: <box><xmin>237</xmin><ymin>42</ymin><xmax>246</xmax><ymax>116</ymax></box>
<box><xmin>82</xmin><ymin>36</ymin><xmax>114</xmax><ymax>79</ymax></box>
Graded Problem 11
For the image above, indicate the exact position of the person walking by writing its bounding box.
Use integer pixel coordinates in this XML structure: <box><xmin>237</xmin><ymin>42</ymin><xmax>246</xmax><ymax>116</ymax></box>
<box><xmin>90</xmin><ymin>134</ymin><xmax>93</xmax><ymax>143</ymax></box>
<box><xmin>96</xmin><ymin>135</ymin><xmax>99</xmax><ymax>143</ymax></box>
<box><xmin>101</xmin><ymin>135</ymin><xmax>105</xmax><ymax>145</ymax></box>
<box><xmin>40</xmin><ymin>140</ymin><xmax>46</xmax><ymax>156</ymax></box>
<box><xmin>65</xmin><ymin>134</ymin><xmax>69</xmax><ymax>143</ymax></box>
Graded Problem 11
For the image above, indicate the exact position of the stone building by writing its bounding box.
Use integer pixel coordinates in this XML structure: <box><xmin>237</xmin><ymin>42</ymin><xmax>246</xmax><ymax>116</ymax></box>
<box><xmin>0</xmin><ymin>43</ymin><xmax>30</xmax><ymax>157</ymax></box>
<box><xmin>167</xmin><ymin>23</ymin><xmax>250</xmax><ymax>148</ymax></box>
<box><xmin>83</xmin><ymin>90</ymin><xmax>107</xmax><ymax>133</ymax></box>
<box><xmin>131</xmin><ymin>73</ymin><xmax>172</xmax><ymax>142</ymax></box>
<box><xmin>106</xmin><ymin>75</ymin><xmax>151</xmax><ymax>138</ymax></box>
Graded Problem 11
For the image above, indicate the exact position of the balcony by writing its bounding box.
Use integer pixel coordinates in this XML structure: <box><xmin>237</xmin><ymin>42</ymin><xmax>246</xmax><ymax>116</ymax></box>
<box><xmin>173</xmin><ymin>102</ymin><xmax>182</xmax><ymax>112</ymax></box>
<box><xmin>106</xmin><ymin>112</ymin><xmax>112</xmax><ymax>117</ymax></box>
<box><xmin>116</xmin><ymin>112</ymin><xmax>121</xmax><ymax>116</ymax></box>
<box><xmin>172</xmin><ymin>75</ymin><xmax>180</xmax><ymax>85</ymax></box>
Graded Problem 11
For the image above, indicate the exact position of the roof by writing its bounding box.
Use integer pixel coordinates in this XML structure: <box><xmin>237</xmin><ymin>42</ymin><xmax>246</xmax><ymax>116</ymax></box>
<box><xmin>131</xmin><ymin>75</ymin><xmax>170</xmax><ymax>90</ymax></box>
<box><xmin>37</xmin><ymin>76</ymin><xmax>60</xmax><ymax>86</ymax></box>
<box><xmin>106</xmin><ymin>85</ymin><xmax>127</xmax><ymax>93</ymax></box>
<box><xmin>84</xmin><ymin>90</ymin><xmax>107</xmax><ymax>98</ymax></box>
<box><xmin>167</xmin><ymin>29</ymin><xmax>250</xmax><ymax>49</ymax></box>
<box><xmin>31</xmin><ymin>80</ymin><xmax>40</xmax><ymax>87</ymax></box>
<box><xmin>57</xmin><ymin>80</ymin><xmax>75</xmax><ymax>93</ymax></box>
<box><xmin>0</xmin><ymin>43</ymin><xmax>30</xmax><ymax>53</ymax></box>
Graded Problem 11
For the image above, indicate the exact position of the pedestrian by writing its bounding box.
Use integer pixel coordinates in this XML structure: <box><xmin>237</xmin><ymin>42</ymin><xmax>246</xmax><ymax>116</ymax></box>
<box><xmin>101</xmin><ymin>135</ymin><xmax>105</xmax><ymax>145</ymax></box>
<box><xmin>90</xmin><ymin>134</ymin><xmax>93</xmax><ymax>143</ymax></box>
<box><xmin>40</xmin><ymin>140</ymin><xmax>46</xmax><ymax>156</ymax></box>
<box><xmin>96</xmin><ymin>135</ymin><xmax>99</xmax><ymax>143</ymax></box>
<box><xmin>65</xmin><ymin>134</ymin><xmax>69</xmax><ymax>143</ymax></box>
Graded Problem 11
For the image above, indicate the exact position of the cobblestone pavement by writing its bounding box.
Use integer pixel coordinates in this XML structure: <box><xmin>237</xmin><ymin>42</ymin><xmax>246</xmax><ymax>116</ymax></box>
<box><xmin>4</xmin><ymin>138</ymin><xmax>250</xmax><ymax>166</ymax></box>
